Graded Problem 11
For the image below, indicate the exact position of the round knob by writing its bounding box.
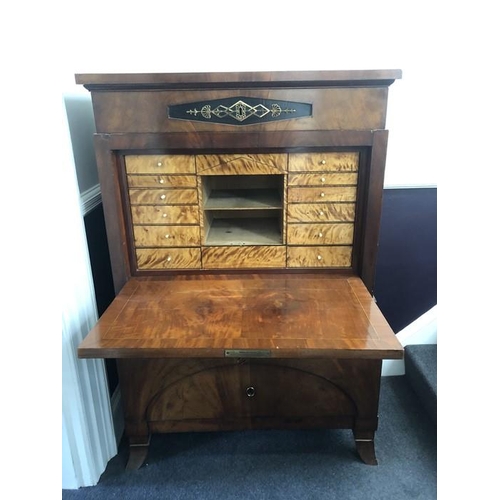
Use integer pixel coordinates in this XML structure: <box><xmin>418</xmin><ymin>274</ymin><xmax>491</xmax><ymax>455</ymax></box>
<box><xmin>321</xmin><ymin>177</ymin><xmax>326</xmax><ymax>183</ymax></box>
<box><xmin>317</xmin><ymin>255</ymin><xmax>322</xmax><ymax>261</ymax></box>
<box><xmin>160</xmin><ymin>194</ymin><xmax>166</xmax><ymax>200</ymax></box>
<box><xmin>165</xmin><ymin>234</ymin><xmax>170</xmax><ymax>239</ymax></box>
<box><xmin>318</xmin><ymin>232</ymin><xmax>323</xmax><ymax>238</ymax></box>
<box><xmin>246</xmin><ymin>386</ymin><xmax>256</xmax><ymax>398</ymax></box>
<box><xmin>159</xmin><ymin>179</ymin><xmax>164</xmax><ymax>184</ymax></box>
<box><xmin>320</xmin><ymin>192</ymin><xmax>325</xmax><ymax>197</ymax></box>
<box><xmin>157</xmin><ymin>162</ymin><xmax>162</xmax><ymax>167</ymax></box>
<box><xmin>321</xmin><ymin>160</ymin><xmax>326</xmax><ymax>165</ymax></box>
<box><xmin>319</xmin><ymin>211</ymin><xmax>324</xmax><ymax>216</ymax></box>
<box><xmin>166</xmin><ymin>256</ymin><xmax>172</xmax><ymax>262</ymax></box>
<box><xmin>162</xmin><ymin>213</ymin><xmax>167</xmax><ymax>218</ymax></box>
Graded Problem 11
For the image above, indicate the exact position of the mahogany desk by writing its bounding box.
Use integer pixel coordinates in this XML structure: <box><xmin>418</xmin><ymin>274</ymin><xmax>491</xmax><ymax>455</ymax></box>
<box><xmin>76</xmin><ymin>70</ymin><xmax>404</xmax><ymax>469</ymax></box>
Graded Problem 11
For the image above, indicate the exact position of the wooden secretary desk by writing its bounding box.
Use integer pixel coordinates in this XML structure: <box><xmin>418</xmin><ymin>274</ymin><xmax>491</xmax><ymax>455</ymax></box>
<box><xmin>76</xmin><ymin>70</ymin><xmax>403</xmax><ymax>470</ymax></box>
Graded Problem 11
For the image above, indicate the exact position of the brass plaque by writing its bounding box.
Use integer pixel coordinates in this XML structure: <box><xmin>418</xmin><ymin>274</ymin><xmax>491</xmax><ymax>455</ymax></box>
<box><xmin>224</xmin><ymin>349</ymin><xmax>271</xmax><ymax>358</ymax></box>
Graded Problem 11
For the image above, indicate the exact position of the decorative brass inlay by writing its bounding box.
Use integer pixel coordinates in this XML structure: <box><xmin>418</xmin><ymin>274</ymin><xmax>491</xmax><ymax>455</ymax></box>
<box><xmin>187</xmin><ymin>100</ymin><xmax>297</xmax><ymax>123</ymax></box>
<box><xmin>168</xmin><ymin>97</ymin><xmax>312</xmax><ymax>126</ymax></box>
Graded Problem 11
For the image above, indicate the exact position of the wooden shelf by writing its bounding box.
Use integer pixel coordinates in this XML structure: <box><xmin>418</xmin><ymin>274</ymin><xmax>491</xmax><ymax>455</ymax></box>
<box><xmin>205</xmin><ymin>217</ymin><xmax>282</xmax><ymax>246</ymax></box>
<box><xmin>204</xmin><ymin>189</ymin><xmax>282</xmax><ymax>210</ymax></box>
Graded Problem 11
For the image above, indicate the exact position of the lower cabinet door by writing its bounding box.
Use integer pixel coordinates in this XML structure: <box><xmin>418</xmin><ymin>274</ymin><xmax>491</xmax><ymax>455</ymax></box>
<box><xmin>146</xmin><ymin>363</ymin><xmax>357</xmax><ymax>430</ymax></box>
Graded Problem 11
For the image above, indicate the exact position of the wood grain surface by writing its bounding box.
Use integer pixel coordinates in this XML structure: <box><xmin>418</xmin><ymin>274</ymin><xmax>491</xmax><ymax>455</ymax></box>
<box><xmin>289</xmin><ymin>152</ymin><xmax>359</xmax><ymax>172</ymax></box>
<box><xmin>133</xmin><ymin>225</ymin><xmax>200</xmax><ymax>247</ymax></box>
<box><xmin>202</xmin><ymin>246</ymin><xmax>286</xmax><ymax>269</ymax></box>
<box><xmin>287</xmin><ymin>246</ymin><xmax>352</xmax><ymax>268</ymax></box>
<box><xmin>287</xmin><ymin>203</ymin><xmax>356</xmax><ymax>223</ymax></box>
<box><xmin>287</xmin><ymin>223</ymin><xmax>354</xmax><ymax>245</ymax></box>
<box><xmin>196</xmin><ymin>154</ymin><xmax>287</xmax><ymax>175</ymax></box>
<box><xmin>127</xmin><ymin>175</ymin><xmax>197</xmax><ymax>188</ymax></box>
<box><xmin>78</xmin><ymin>274</ymin><xmax>403</xmax><ymax>359</ymax></box>
<box><xmin>125</xmin><ymin>155</ymin><xmax>195</xmax><ymax>174</ymax></box>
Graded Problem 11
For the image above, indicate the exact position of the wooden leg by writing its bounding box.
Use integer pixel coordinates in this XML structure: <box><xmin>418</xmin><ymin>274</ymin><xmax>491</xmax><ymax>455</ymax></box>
<box><xmin>354</xmin><ymin>438</ymin><xmax>378</xmax><ymax>465</ymax></box>
<box><xmin>126</xmin><ymin>436</ymin><xmax>151</xmax><ymax>470</ymax></box>
<box><xmin>353</xmin><ymin>429</ymin><xmax>378</xmax><ymax>465</ymax></box>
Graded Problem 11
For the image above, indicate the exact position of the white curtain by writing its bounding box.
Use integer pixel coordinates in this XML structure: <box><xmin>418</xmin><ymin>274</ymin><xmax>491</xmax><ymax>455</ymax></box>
<box><xmin>61</xmin><ymin>96</ymin><xmax>117</xmax><ymax>488</ymax></box>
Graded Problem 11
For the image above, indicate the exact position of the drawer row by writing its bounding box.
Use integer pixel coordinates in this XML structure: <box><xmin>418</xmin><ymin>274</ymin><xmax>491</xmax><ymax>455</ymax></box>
<box><xmin>130</xmin><ymin>203</ymin><xmax>356</xmax><ymax>225</ymax></box>
<box><xmin>127</xmin><ymin>172</ymin><xmax>358</xmax><ymax>189</ymax></box>
<box><xmin>133</xmin><ymin>223</ymin><xmax>354</xmax><ymax>247</ymax></box>
<box><xmin>127</xmin><ymin>186</ymin><xmax>357</xmax><ymax>206</ymax></box>
<box><xmin>135</xmin><ymin>245</ymin><xmax>353</xmax><ymax>270</ymax></box>
<box><xmin>125</xmin><ymin>152</ymin><xmax>359</xmax><ymax>175</ymax></box>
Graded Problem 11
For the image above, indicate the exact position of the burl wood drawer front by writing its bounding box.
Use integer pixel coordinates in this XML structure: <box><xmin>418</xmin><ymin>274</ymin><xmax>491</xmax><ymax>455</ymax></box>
<box><xmin>289</xmin><ymin>152</ymin><xmax>359</xmax><ymax>172</ymax></box>
<box><xmin>131</xmin><ymin>205</ymin><xmax>199</xmax><ymax>225</ymax></box>
<box><xmin>136</xmin><ymin>248</ymin><xmax>201</xmax><ymax>270</ymax></box>
<box><xmin>287</xmin><ymin>223</ymin><xmax>354</xmax><ymax>245</ymax></box>
<box><xmin>196</xmin><ymin>154</ymin><xmax>287</xmax><ymax>175</ymax></box>
<box><xmin>133</xmin><ymin>226</ymin><xmax>200</xmax><ymax>247</ymax></box>
<box><xmin>202</xmin><ymin>246</ymin><xmax>286</xmax><ymax>269</ymax></box>
<box><xmin>125</xmin><ymin>155</ymin><xmax>195</xmax><ymax>174</ymax></box>
<box><xmin>127</xmin><ymin>175</ymin><xmax>197</xmax><ymax>188</ymax></box>
<box><xmin>128</xmin><ymin>188</ymin><xmax>198</xmax><ymax>205</ymax></box>
<box><xmin>288</xmin><ymin>172</ymin><xmax>358</xmax><ymax>187</ymax></box>
<box><xmin>288</xmin><ymin>186</ymin><xmax>357</xmax><ymax>203</ymax></box>
<box><xmin>287</xmin><ymin>203</ymin><xmax>356</xmax><ymax>223</ymax></box>
<box><xmin>146</xmin><ymin>363</ymin><xmax>357</xmax><ymax>424</ymax></box>
<box><xmin>287</xmin><ymin>246</ymin><xmax>352</xmax><ymax>268</ymax></box>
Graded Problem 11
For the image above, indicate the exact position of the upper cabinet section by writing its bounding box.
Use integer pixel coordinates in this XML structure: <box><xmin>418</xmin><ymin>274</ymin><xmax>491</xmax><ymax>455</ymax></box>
<box><xmin>75</xmin><ymin>70</ymin><xmax>401</xmax><ymax>134</ymax></box>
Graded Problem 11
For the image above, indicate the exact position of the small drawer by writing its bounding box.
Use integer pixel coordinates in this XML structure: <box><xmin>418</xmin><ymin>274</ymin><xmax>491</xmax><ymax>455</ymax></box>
<box><xmin>127</xmin><ymin>175</ymin><xmax>197</xmax><ymax>188</ymax></box>
<box><xmin>202</xmin><ymin>246</ymin><xmax>286</xmax><ymax>269</ymax></box>
<box><xmin>287</xmin><ymin>246</ymin><xmax>352</xmax><ymax>268</ymax></box>
<box><xmin>289</xmin><ymin>152</ymin><xmax>359</xmax><ymax>172</ymax></box>
<box><xmin>131</xmin><ymin>205</ymin><xmax>199</xmax><ymax>225</ymax></box>
<box><xmin>288</xmin><ymin>186</ymin><xmax>357</xmax><ymax>203</ymax></box>
<box><xmin>287</xmin><ymin>203</ymin><xmax>356</xmax><ymax>223</ymax></box>
<box><xmin>128</xmin><ymin>188</ymin><xmax>198</xmax><ymax>205</ymax></box>
<box><xmin>288</xmin><ymin>172</ymin><xmax>358</xmax><ymax>187</ymax></box>
<box><xmin>196</xmin><ymin>154</ymin><xmax>287</xmax><ymax>176</ymax></box>
<box><xmin>136</xmin><ymin>248</ymin><xmax>201</xmax><ymax>270</ymax></box>
<box><xmin>133</xmin><ymin>225</ymin><xmax>200</xmax><ymax>247</ymax></box>
<box><xmin>287</xmin><ymin>223</ymin><xmax>354</xmax><ymax>245</ymax></box>
<box><xmin>125</xmin><ymin>155</ymin><xmax>195</xmax><ymax>174</ymax></box>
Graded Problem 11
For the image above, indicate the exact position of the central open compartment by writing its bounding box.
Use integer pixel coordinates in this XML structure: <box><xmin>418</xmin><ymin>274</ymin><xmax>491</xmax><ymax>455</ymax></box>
<box><xmin>202</xmin><ymin>174</ymin><xmax>285</xmax><ymax>246</ymax></box>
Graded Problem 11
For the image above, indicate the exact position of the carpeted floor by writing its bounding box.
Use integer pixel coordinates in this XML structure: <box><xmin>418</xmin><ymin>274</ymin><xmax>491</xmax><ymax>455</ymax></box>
<box><xmin>63</xmin><ymin>376</ymin><xmax>437</xmax><ymax>499</ymax></box>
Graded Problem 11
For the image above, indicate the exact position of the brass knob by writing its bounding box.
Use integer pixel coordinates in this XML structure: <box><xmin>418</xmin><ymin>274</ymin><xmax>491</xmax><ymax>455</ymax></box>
<box><xmin>162</xmin><ymin>213</ymin><xmax>167</xmax><ymax>218</ymax></box>
<box><xmin>159</xmin><ymin>179</ymin><xmax>164</xmax><ymax>184</ymax></box>
<box><xmin>320</xmin><ymin>192</ymin><xmax>325</xmax><ymax>197</ymax></box>
<box><xmin>319</xmin><ymin>210</ymin><xmax>324</xmax><ymax>216</ymax></box>
<box><xmin>321</xmin><ymin>160</ymin><xmax>326</xmax><ymax>165</ymax></box>
<box><xmin>317</xmin><ymin>255</ymin><xmax>322</xmax><ymax>261</ymax></box>
<box><xmin>166</xmin><ymin>256</ymin><xmax>172</xmax><ymax>262</ymax></box>
<box><xmin>165</xmin><ymin>234</ymin><xmax>170</xmax><ymax>239</ymax></box>
<box><xmin>321</xmin><ymin>177</ymin><xmax>326</xmax><ymax>183</ymax></box>
<box><xmin>246</xmin><ymin>386</ymin><xmax>256</xmax><ymax>398</ymax></box>
<box><xmin>160</xmin><ymin>194</ymin><xmax>166</xmax><ymax>200</ymax></box>
<box><xmin>157</xmin><ymin>162</ymin><xmax>162</xmax><ymax>167</ymax></box>
<box><xmin>318</xmin><ymin>232</ymin><xmax>323</xmax><ymax>238</ymax></box>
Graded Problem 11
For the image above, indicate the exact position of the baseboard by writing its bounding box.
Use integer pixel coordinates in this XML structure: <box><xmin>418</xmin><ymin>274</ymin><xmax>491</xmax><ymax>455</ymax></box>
<box><xmin>80</xmin><ymin>184</ymin><xmax>102</xmax><ymax>216</ymax></box>
<box><xmin>110</xmin><ymin>385</ymin><xmax>124</xmax><ymax>447</ymax></box>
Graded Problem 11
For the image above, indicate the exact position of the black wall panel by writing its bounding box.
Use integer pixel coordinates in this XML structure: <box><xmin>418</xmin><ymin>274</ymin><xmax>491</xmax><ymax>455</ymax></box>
<box><xmin>373</xmin><ymin>187</ymin><xmax>437</xmax><ymax>333</ymax></box>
